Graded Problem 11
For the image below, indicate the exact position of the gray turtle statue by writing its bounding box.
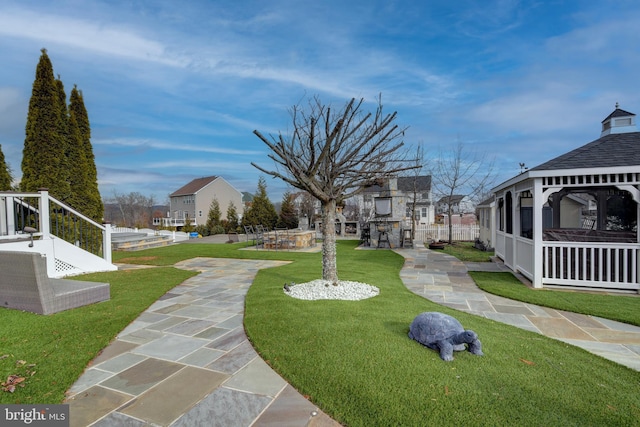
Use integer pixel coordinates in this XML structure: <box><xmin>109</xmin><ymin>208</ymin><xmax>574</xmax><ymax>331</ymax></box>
<box><xmin>408</xmin><ymin>312</ymin><xmax>483</xmax><ymax>361</ymax></box>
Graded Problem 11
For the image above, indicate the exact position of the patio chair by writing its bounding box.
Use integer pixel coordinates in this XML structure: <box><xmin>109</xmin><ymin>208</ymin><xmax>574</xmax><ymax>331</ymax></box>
<box><xmin>254</xmin><ymin>225</ymin><xmax>266</xmax><ymax>249</ymax></box>
<box><xmin>244</xmin><ymin>225</ymin><xmax>256</xmax><ymax>245</ymax></box>
<box><xmin>0</xmin><ymin>251</ymin><xmax>110</xmax><ymax>315</ymax></box>
<box><xmin>274</xmin><ymin>228</ymin><xmax>290</xmax><ymax>251</ymax></box>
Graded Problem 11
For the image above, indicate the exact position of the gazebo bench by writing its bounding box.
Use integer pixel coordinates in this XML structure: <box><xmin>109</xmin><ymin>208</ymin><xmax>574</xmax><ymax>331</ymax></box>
<box><xmin>0</xmin><ymin>251</ymin><xmax>110</xmax><ymax>315</ymax></box>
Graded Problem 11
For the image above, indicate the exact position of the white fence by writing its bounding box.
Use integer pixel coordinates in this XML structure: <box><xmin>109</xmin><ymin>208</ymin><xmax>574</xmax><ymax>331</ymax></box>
<box><xmin>110</xmin><ymin>226</ymin><xmax>190</xmax><ymax>242</ymax></box>
<box><xmin>415</xmin><ymin>224</ymin><xmax>479</xmax><ymax>242</ymax></box>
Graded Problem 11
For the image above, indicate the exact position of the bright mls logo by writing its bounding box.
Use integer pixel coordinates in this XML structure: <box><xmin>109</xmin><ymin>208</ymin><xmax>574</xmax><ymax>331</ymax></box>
<box><xmin>1</xmin><ymin>405</ymin><xmax>68</xmax><ymax>426</ymax></box>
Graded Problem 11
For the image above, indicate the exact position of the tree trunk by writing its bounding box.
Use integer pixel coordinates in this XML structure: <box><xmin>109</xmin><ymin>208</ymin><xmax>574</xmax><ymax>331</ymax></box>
<box><xmin>321</xmin><ymin>199</ymin><xmax>339</xmax><ymax>285</ymax></box>
<box><xmin>447</xmin><ymin>206</ymin><xmax>453</xmax><ymax>244</ymax></box>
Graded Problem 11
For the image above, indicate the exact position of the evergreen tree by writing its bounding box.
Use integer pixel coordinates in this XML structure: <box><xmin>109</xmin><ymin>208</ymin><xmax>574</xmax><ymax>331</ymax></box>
<box><xmin>205</xmin><ymin>198</ymin><xmax>222</xmax><ymax>234</ymax></box>
<box><xmin>55</xmin><ymin>75</ymin><xmax>78</xmax><ymax>206</ymax></box>
<box><xmin>242</xmin><ymin>177</ymin><xmax>278</xmax><ymax>228</ymax></box>
<box><xmin>66</xmin><ymin>110</ymin><xmax>90</xmax><ymax>213</ymax></box>
<box><xmin>0</xmin><ymin>145</ymin><xmax>13</xmax><ymax>190</ymax></box>
<box><xmin>69</xmin><ymin>85</ymin><xmax>103</xmax><ymax>220</ymax></box>
<box><xmin>277</xmin><ymin>191</ymin><xmax>298</xmax><ymax>229</ymax></box>
<box><xmin>21</xmin><ymin>49</ymin><xmax>70</xmax><ymax>199</ymax></box>
<box><xmin>226</xmin><ymin>201</ymin><xmax>239</xmax><ymax>232</ymax></box>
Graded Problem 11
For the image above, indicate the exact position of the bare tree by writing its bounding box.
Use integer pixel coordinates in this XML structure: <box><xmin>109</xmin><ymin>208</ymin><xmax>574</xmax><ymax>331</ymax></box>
<box><xmin>107</xmin><ymin>191</ymin><xmax>156</xmax><ymax>228</ymax></box>
<box><xmin>252</xmin><ymin>95</ymin><xmax>418</xmax><ymax>285</ymax></box>
<box><xmin>431</xmin><ymin>141</ymin><xmax>495</xmax><ymax>243</ymax></box>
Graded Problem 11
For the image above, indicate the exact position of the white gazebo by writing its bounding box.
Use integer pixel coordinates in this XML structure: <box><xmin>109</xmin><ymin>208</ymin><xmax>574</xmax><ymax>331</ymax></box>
<box><xmin>492</xmin><ymin>104</ymin><xmax>640</xmax><ymax>293</ymax></box>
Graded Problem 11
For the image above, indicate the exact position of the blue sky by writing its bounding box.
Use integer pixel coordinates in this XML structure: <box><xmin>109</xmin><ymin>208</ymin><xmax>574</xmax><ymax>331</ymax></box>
<box><xmin>1</xmin><ymin>0</ymin><xmax>639</xmax><ymax>204</ymax></box>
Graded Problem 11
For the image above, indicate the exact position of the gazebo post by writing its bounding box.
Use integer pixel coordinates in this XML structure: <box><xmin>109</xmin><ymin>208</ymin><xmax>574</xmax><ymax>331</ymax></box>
<box><xmin>532</xmin><ymin>178</ymin><xmax>544</xmax><ymax>288</ymax></box>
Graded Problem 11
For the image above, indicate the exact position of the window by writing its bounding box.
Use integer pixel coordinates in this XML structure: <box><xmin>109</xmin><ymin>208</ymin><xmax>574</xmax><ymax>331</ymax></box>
<box><xmin>498</xmin><ymin>198</ymin><xmax>504</xmax><ymax>231</ymax></box>
<box><xmin>520</xmin><ymin>207</ymin><xmax>532</xmax><ymax>238</ymax></box>
<box><xmin>615</xmin><ymin>118</ymin><xmax>631</xmax><ymax>126</ymax></box>
<box><xmin>519</xmin><ymin>191</ymin><xmax>533</xmax><ymax>239</ymax></box>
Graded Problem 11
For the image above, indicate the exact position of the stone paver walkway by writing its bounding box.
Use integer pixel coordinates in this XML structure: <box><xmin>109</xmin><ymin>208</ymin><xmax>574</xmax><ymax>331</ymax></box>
<box><xmin>65</xmin><ymin>243</ymin><xmax>640</xmax><ymax>426</ymax></box>
<box><xmin>65</xmin><ymin>258</ymin><xmax>339</xmax><ymax>427</ymax></box>
<box><xmin>396</xmin><ymin>246</ymin><xmax>640</xmax><ymax>371</ymax></box>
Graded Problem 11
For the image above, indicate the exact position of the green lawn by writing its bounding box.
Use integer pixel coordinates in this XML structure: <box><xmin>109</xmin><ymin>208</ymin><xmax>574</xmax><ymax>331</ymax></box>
<box><xmin>470</xmin><ymin>271</ymin><xmax>640</xmax><ymax>326</ymax></box>
<box><xmin>0</xmin><ymin>267</ymin><xmax>197</xmax><ymax>404</ymax></box>
<box><xmin>439</xmin><ymin>240</ymin><xmax>494</xmax><ymax>262</ymax></box>
<box><xmin>245</xmin><ymin>241</ymin><xmax>640</xmax><ymax>426</ymax></box>
<box><xmin>2</xmin><ymin>241</ymin><xmax>639</xmax><ymax>425</ymax></box>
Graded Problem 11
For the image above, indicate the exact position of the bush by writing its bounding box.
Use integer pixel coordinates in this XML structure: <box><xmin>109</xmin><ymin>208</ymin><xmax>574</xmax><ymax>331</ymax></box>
<box><xmin>211</xmin><ymin>225</ymin><xmax>225</xmax><ymax>235</ymax></box>
<box><xmin>195</xmin><ymin>225</ymin><xmax>210</xmax><ymax>236</ymax></box>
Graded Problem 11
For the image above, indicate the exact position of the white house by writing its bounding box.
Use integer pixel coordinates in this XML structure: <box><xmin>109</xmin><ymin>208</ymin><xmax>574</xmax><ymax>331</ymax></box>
<box><xmin>492</xmin><ymin>104</ymin><xmax>640</xmax><ymax>292</ymax></box>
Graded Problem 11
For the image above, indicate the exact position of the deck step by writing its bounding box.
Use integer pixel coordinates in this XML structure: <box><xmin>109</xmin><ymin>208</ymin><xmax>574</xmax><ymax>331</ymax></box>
<box><xmin>112</xmin><ymin>233</ymin><xmax>174</xmax><ymax>251</ymax></box>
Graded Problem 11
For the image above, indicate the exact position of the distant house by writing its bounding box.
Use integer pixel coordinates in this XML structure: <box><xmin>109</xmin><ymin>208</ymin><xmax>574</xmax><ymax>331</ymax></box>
<box><xmin>159</xmin><ymin>176</ymin><xmax>242</xmax><ymax>228</ymax></box>
<box><xmin>436</xmin><ymin>194</ymin><xmax>474</xmax><ymax>216</ymax></box>
<box><xmin>242</xmin><ymin>192</ymin><xmax>254</xmax><ymax>208</ymax></box>
<box><xmin>491</xmin><ymin>104</ymin><xmax>640</xmax><ymax>292</ymax></box>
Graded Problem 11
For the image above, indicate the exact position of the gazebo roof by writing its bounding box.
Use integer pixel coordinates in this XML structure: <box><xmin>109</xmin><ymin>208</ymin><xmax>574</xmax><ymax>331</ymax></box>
<box><xmin>493</xmin><ymin>105</ymin><xmax>640</xmax><ymax>192</ymax></box>
<box><xmin>602</xmin><ymin>106</ymin><xmax>635</xmax><ymax>122</ymax></box>
<box><xmin>530</xmin><ymin>131</ymin><xmax>640</xmax><ymax>171</ymax></box>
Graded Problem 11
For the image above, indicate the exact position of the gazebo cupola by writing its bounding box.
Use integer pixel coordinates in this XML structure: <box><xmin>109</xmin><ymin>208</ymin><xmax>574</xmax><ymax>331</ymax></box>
<box><xmin>600</xmin><ymin>102</ymin><xmax>637</xmax><ymax>136</ymax></box>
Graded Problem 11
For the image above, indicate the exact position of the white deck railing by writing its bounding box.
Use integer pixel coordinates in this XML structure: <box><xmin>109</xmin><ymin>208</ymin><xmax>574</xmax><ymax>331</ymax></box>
<box><xmin>542</xmin><ymin>242</ymin><xmax>639</xmax><ymax>291</ymax></box>
<box><xmin>0</xmin><ymin>190</ymin><xmax>115</xmax><ymax>277</ymax></box>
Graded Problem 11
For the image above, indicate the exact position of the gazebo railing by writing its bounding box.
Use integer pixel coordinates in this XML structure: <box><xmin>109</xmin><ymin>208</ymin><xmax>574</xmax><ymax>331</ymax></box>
<box><xmin>542</xmin><ymin>241</ymin><xmax>639</xmax><ymax>291</ymax></box>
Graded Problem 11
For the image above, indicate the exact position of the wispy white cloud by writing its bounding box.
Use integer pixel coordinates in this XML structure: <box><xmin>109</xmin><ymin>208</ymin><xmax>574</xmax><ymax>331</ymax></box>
<box><xmin>93</xmin><ymin>138</ymin><xmax>264</xmax><ymax>156</ymax></box>
<box><xmin>453</xmin><ymin>0</ymin><xmax>526</xmax><ymax>39</ymax></box>
<box><xmin>2</xmin><ymin>0</ymin><xmax>640</xmax><ymax>201</ymax></box>
<box><xmin>0</xmin><ymin>7</ymin><xmax>189</xmax><ymax>67</ymax></box>
<box><xmin>145</xmin><ymin>160</ymin><xmax>251</xmax><ymax>170</ymax></box>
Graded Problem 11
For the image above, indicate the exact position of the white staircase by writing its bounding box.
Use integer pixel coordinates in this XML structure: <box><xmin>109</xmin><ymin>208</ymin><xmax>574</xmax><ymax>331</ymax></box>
<box><xmin>0</xmin><ymin>189</ymin><xmax>117</xmax><ymax>278</ymax></box>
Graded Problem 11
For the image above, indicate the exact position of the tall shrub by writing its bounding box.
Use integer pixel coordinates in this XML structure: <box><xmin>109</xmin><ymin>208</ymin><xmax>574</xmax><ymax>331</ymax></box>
<box><xmin>69</xmin><ymin>86</ymin><xmax>103</xmax><ymax>220</ymax></box>
<box><xmin>205</xmin><ymin>198</ymin><xmax>223</xmax><ymax>234</ymax></box>
<box><xmin>242</xmin><ymin>177</ymin><xmax>277</xmax><ymax>228</ymax></box>
<box><xmin>21</xmin><ymin>49</ymin><xmax>70</xmax><ymax>199</ymax></box>
<box><xmin>277</xmin><ymin>191</ymin><xmax>298</xmax><ymax>229</ymax></box>
<box><xmin>226</xmin><ymin>201</ymin><xmax>239</xmax><ymax>232</ymax></box>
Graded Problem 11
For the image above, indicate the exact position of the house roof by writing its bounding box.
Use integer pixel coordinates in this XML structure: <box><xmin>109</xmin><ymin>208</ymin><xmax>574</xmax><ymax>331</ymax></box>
<box><xmin>363</xmin><ymin>175</ymin><xmax>431</xmax><ymax>193</ymax></box>
<box><xmin>530</xmin><ymin>105</ymin><xmax>640</xmax><ymax>171</ymax></box>
<box><xmin>530</xmin><ymin>131</ymin><xmax>640</xmax><ymax>171</ymax></box>
<box><xmin>170</xmin><ymin>176</ymin><xmax>218</xmax><ymax>197</ymax></box>
<box><xmin>397</xmin><ymin>175</ymin><xmax>431</xmax><ymax>192</ymax></box>
<box><xmin>242</xmin><ymin>191</ymin><xmax>254</xmax><ymax>203</ymax></box>
<box><xmin>437</xmin><ymin>194</ymin><xmax>465</xmax><ymax>204</ymax></box>
<box><xmin>477</xmin><ymin>196</ymin><xmax>494</xmax><ymax>208</ymax></box>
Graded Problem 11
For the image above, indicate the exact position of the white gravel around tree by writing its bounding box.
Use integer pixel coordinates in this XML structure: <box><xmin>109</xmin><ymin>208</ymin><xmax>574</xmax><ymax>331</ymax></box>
<box><xmin>284</xmin><ymin>280</ymin><xmax>380</xmax><ymax>300</ymax></box>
